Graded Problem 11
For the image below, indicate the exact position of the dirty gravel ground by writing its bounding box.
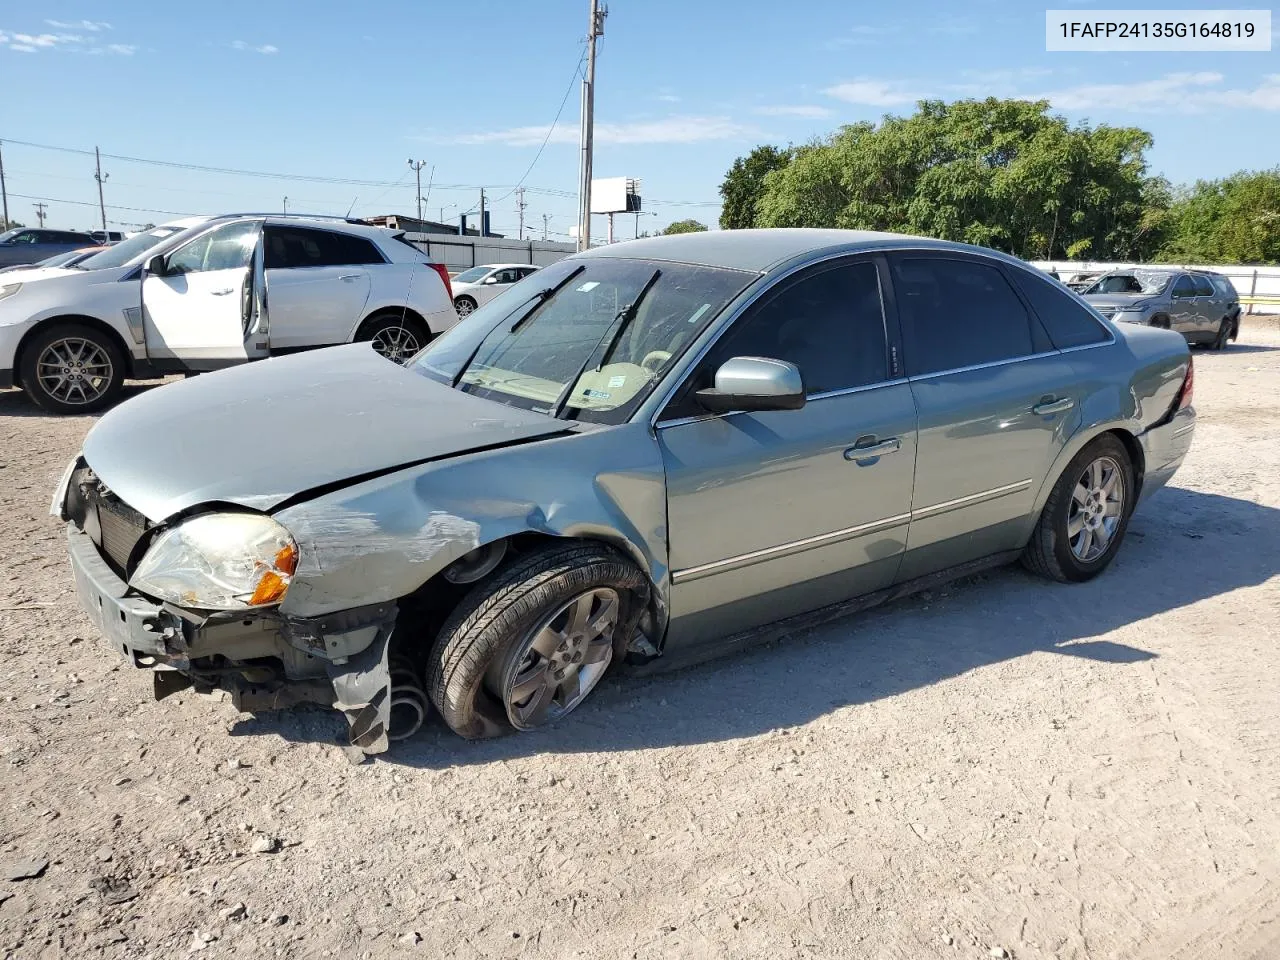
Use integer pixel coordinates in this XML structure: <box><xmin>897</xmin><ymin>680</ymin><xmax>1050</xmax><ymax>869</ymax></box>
<box><xmin>1</xmin><ymin>325</ymin><xmax>1278</xmax><ymax>960</ymax></box>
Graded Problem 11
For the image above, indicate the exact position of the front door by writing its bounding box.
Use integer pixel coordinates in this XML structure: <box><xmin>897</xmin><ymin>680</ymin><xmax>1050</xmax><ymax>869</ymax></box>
<box><xmin>142</xmin><ymin>219</ymin><xmax>265</xmax><ymax>368</ymax></box>
<box><xmin>658</xmin><ymin>256</ymin><xmax>917</xmax><ymax>650</ymax></box>
<box><xmin>889</xmin><ymin>252</ymin><xmax>1079</xmax><ymax>579</ymax></box>
<box><xmin>475</xmin><ymin>267</ymin><xmax>523</xmax><ymax>307</ymax></box>
<box><xmin>262</xmin><ymin>225</ymin><xmax>376</xmax><ymax>349</ymax></box>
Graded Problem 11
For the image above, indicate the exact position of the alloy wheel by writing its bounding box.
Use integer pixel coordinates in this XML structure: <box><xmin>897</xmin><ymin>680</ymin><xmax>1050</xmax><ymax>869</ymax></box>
<box><xmin>35</xmin><ymin>338</ymin><xmax>113</xmax><ymax>406</ymax></box>
<box><xmin>503</xmin><ymin>587</ymin><xmax>619</xmax><ymax>730</ymax></box>
<box><xmin>455</xmin><ymin>299</ymin><xmax>475</xmax><ymax>317</ymax></box>
<box><xmin>370</xmin><ymin>325</ymin><xmax>422</xmax><ymax>364</ymax></box>
<box><xmin>1068</xmin><ymin>455</ymin><xmax>1125</xmax><ymax>562</ymax></box>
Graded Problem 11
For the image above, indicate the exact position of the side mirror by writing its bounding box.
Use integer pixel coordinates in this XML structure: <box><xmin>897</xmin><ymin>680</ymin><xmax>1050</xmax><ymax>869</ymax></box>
<box><xmin>144</xmin><ymin>254</ymin><xmax>167</xmax><ymax>277</ymax></box>
<box><xmin>696</xmin><ymin>356</ymin><xmax>805</xmax><ymax>414</ymax></box>
<box><xmin>483</xmin><ymin>276</ymin><xmax>499</xmax><ymax>284</ymax></box>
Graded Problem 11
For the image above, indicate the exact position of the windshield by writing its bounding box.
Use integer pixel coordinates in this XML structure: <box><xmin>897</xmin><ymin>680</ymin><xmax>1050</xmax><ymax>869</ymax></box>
<box><xmin>453</xmin><ymin>266</ymin><xmax>493</xmax><ymax>284</ymax></box>
<box><xmin>1086</xmin><ymin>272</ymin><xmax>1171</xmax><ymax>295</ymax></box>
<box><xmin>0</xmin><ymin>229</ymin><xmax>22</xmax><ymax>244</ymax></box>
<box><xmin>78</xmin><ymin>223</ymin><xmax>194</xmax><ymax>270</ymax></box>
<box><xmin>412</xmin><ymin>257</ymin><xmax>754</xmax><ymax>425</ymax></box>
<box><xmin>37</xmin><ymin>250</ymin><xmax>85</xmax><ymax>268</ymax></box>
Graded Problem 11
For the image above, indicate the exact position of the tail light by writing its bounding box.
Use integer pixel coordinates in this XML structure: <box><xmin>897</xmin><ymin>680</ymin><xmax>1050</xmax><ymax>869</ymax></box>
<box><xmin>426</xmin><ymin>262</ymin><xmax>452</xmax><ymax>300</ymax></box>
<box><xmin>1177</xmin><ymin>356</ymin><xmax>1194</xmax><ymax>410</ymax></box>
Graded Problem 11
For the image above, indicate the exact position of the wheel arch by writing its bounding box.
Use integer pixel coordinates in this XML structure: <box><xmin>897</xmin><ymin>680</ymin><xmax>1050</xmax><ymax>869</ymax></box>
<box><xmin>13</xmin><ymin>314</ymin><xmax>137</xmax><ymax>388</ymax></box>
<box><xmin>1032</xmin><ymin>423</ymin><xmax>1146</xmax><ymax>517</ymax></box>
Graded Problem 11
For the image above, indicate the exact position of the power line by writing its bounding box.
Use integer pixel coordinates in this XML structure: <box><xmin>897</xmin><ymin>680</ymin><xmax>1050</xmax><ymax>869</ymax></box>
<box><xmin>7</xmin><ymin>191</ymin><xmax>194</xmax><ymax>218</ymax></box>
<box><xmin>492</xmin><ymin>50</ymin><xmax>586</xmax><ymax>207</ymax></box>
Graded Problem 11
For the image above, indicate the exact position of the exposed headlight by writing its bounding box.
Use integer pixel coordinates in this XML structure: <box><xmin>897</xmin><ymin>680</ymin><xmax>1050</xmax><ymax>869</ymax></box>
<box><xmin>0</xmin><ymin>282</ymin><xmax>22</xmax><ymax>302</ymax></box>
<box><xmin>130</xmin><ymin>513</ymin><xmax>298</xmax><ymax>610</ymax></box>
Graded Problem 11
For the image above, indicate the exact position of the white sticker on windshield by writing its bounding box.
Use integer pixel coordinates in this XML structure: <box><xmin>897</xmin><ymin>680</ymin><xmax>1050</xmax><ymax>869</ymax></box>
<box><xmin>608</xmin><ymin>375</ymin><xmax>626</xmax><ymax>388</ymax></box>
<box><xmin>687</xmin><ymin>303</ymin><xmax>711</xmax><ymax>323</ymax></box>
<box><xmin>576</xmin><ymin>281</ymin><xmax>600</xmax><ymax>292</ymax></box>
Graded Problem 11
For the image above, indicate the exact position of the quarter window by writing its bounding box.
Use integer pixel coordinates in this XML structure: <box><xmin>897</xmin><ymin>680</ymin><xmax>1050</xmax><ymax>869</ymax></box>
<box><xmin>1009</xmin><ymin>269</ymin><xmax>1110</xmax><ymax>350</ymax></box>
<box><xmin>264</xmin><ymin>226</ymin><xmax>384</xmax><ymax>269</ymax></box>
<box><xmin>893</xmin><ymin>256</ymin><xmax>1035</xmax><ymax>376</ymax></box>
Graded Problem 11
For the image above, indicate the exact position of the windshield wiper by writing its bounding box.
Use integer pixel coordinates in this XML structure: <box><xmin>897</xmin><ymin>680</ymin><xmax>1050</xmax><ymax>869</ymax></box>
<box><xmin>449</xmin><ymin>265</ymin><xmax>586</xmax><ymax>388</ymax></box>
<box><xmin>551</xmin><ymin>268</ymin><xmax>662</xmax><ymax>419</ymax></box>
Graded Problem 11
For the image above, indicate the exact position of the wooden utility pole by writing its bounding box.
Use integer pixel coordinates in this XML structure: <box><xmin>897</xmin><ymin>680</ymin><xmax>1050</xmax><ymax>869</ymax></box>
<box><xmin>478</xmin><ymin>187</ymin><xmax>486</xmax><ymax>238</ymax></box>
<box><xmin>33</xmin><ymin>202</ymin><xmax>47</xmax><ymax>226</ymax></box>
<box><xmin>576</xmin><ymin>0</ymin><xmax>606</xmax><ymax>252</ymax></box>
<box><xmin>516</xmin><ymin>186</ymin><xmax>526</xmax><ymax>241</ymax></box>
<box><xmin>0</xmin><ymin>141</ymin><xmax>8</xmax><ymax>229</ymax></box>
<box><xmin>542</xmin><ymin>213</ymin><xmax>550</xmax><ymax>240</ymax></box>
<box><xmin>94</xmin><ymin>146</ymin><xmax>108</xmax><ymax>233</ymax></box>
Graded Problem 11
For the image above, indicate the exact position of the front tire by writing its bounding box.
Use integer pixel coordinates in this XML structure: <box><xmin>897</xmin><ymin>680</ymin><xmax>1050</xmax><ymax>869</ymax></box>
<box><xmin>19</xmin><ymin>323</ymin><xmax>124</xmax><ymax>414</ymax></box>
<box><xmin>454</xmin><ymin>295</ymin><xmax>477</xmax><ymax>318</ymax></box>
<box><xmin>1022</xmin><ymin>435</ymin><xmax>1136</xmax><ymax>583</ymax></box>
<box><xmin>427</xmin><ymin>542</ymin><xmax>648</xmax><ymax>739</ymax></box>
<box><xmin>356</xmin><ymin>311</ymin><xmax>430</xmax><ymax>364</ymax></box>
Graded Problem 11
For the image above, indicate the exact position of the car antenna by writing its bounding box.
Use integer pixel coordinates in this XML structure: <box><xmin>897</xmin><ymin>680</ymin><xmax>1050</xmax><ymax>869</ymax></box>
<box><xmin>345</xmin><ymin>196</ymin><xmax>359</xmax><ymax>218</ymax></box>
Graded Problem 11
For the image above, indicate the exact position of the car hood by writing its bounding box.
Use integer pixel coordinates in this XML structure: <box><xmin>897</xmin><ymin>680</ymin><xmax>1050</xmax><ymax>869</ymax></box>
<box><xmin>0</xmin><ymin>266</ymin><xmax>82</xmax><ymax>284</ymax></box>
<box><xmin>81</xmin><ymin>344</ymin><xmax>572</xmax><ymax>522</ymax></box>
<box><xmin>1083</xmin><ymin>293</ymin><xmax>1156</xmax><ymax>308</ymax></box>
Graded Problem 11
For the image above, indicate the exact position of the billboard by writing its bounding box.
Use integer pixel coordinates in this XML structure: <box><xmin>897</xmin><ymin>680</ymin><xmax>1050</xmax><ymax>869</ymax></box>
<box><xmin>591</xmin><ymin>177</ymin><xmax>642</xmax><ymax>214</ymax></box>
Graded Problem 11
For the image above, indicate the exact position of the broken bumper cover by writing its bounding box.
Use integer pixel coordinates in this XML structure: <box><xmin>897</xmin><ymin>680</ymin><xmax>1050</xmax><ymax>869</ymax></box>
<box><xmin>67</xmin><ymin>522</ymin><xmax>399</xmax><ymax>754</ymax></box>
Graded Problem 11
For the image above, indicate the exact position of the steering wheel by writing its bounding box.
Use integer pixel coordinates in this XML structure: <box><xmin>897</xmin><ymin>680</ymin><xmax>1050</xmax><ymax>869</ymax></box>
<box><xmin>640</xmin><ymin>350</ymin><xmax>671</xmax><ymax>374</ymax></box>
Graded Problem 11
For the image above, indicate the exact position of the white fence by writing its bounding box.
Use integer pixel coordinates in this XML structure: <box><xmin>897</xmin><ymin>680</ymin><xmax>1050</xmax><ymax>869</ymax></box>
<box><xmin>1030</xmin><ymin>259</ymin><xmax>1280</xmax><ymax>314</ymax></box>
<box><xmin>402</xmin><ymin>232</ymin><xmax>575</xmax><ymax>272</ymax></box>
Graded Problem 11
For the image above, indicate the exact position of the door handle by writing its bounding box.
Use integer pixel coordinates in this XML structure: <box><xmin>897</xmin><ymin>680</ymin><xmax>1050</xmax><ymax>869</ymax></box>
<box><xmin>210</xmin><ymin>287</ymin><xmax>235</xmax><ymax>296</ymax></box>
<box><xmin>338</xmin><ymin>274</ymin><xmax>361</xmax><ymax>282</ymax></box>
<box><xmin>844</xmin><ymin>437</ymin><xmax>901</xmax><ymax>462</ymax></box>
<box><xmin>1032</xmin><ymin>397</ymin><xmax>1075</xmax><ymax>416</ymax></box>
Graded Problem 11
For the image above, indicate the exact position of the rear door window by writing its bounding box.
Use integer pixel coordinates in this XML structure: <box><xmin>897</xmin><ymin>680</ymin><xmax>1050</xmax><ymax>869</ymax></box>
<box><xmin>265</xmin><ymin>226</ymin><xmax>384</xmax><ymax>269</ymax></box>
<box><xmin>1192</xmin><ymin>275</ymin><xmax>1215</xmax><ymax>298</ymax></box>
<box><xmin>1009</xmin><ymin>269</ymin><xmax>1110</xmax><ymax>349</ymax></box>
<box><xmin>891</xmin><ymin>255</ymin><xmax>1036</xmax><ymax>376</ymax></box>
<box><xmin>1171</xmin><ymin>275</ymin><xmax>1198</xmax><ymax>299</ymax></box>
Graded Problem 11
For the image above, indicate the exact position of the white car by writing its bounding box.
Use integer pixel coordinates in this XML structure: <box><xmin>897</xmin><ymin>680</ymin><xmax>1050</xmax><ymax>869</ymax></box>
<box><xmin>0</xmin><ymin>215</ymin><xmax>457</xmax><ymax>413</ymax></box>
<box><xmin>450</xmin><ymin>263</ymin><xmax>541</xmax><ymax>317</ymax></box>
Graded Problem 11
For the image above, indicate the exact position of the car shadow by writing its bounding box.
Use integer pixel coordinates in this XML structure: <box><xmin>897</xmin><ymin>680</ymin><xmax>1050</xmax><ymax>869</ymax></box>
<box><xmin>229</xmin><ymin>486</ymin><xmax>1280</xmax><ymax>766</ymax></box>
<box><xmin>0</xmin><ymin>382</ymin><xmax>165</xmax><ymax>418</ymax></box>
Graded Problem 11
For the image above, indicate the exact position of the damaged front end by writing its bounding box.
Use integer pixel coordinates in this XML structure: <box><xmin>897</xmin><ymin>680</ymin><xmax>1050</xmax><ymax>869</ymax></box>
<box><xmin>60</xmin><ymin>465</ymin><xmax>410</xmax><ymax>755</ymax></box>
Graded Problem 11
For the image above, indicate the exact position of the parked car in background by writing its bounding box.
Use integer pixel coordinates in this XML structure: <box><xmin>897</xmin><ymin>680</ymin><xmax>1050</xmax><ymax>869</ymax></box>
<box><xmin>0</xmin><ymin>246</ymin><xmax>108</xmax><ymax>274</ymax></box>
<box><xmin>88</xmin><ymin>230</ymin><xmax>125</xmax><ymax>244</ymax></box>
<box><xmin>1064</xmin><ymin>271</ymin><xmax>1103</xmax><ymax>292</ymax></box>
<box><xmin>450</xmin><ymin>263</ymin><xmax>541</xmax><ymax>316</ymax></box>
<box><xmin>0</xmin><ymin>228</ymin><xmax>98</xmax><ymax>267</ymax></box>
<box><xmin>54</xmin><ymin>229</ymin><xmax>1196</xmax><ymax>753</ymax></box>
<box><xmin>0</xmin><ymin>214</ymin><xmax>457</xmax><ymax>412</ymax></box>
<box><xmin>1082</xmin><ymin>269</ymin><xmax>1240</xmax><ymax>349</ymax></box>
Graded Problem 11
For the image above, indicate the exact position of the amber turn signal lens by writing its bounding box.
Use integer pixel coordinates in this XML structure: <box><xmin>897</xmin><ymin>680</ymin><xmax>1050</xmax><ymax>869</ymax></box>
<box><xmin>275</xmin><ymin>543</ymin><xmax>298</xmax><ymax>576</ymax></box>
<box><xmin>249</xmin><ymin>571</ymin><xmax>288</xmax><ymax>606</ymax></box>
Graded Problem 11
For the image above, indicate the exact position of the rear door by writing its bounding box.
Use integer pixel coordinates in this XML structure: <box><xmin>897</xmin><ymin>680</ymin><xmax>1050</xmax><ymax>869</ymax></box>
<box><xmin>658</xmin><ymin>255</ymin><xmax>918</xmax><ymax>649</ymax></box>
<box><xmin>142</xmin><ymin>219</ymin><xmax>266</xmax><ymax>367</ymax></box>
<box><xmin>889</xmin><ymin>252</ymin><xmax>1079</xmax><ymax>580</ymax></box>
<box><xmin>1190</xmin><ymin>274</ymin><xmax>1221</xmax><ymax>340</ymax></box>
<box><xmin>263</xmin><ymin>225</ymin><xmax>377</xmax><ymax>349</ymax></box>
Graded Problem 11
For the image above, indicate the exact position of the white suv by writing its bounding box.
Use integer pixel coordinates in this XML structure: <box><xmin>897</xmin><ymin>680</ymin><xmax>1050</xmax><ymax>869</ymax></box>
<box><xmin>0</xmin><ymin>214</ymin><xmax>457</xmax><ymax>413</ymax></box>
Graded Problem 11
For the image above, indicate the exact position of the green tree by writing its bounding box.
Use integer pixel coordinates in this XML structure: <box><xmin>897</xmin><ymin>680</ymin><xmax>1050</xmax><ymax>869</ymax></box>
<box><xmin>718</xmin><ymin>145</ymin><xmax>793</xmax><ymax>230</ymax></box>
<box><xmin>1158</xmin><ymin>169</ymin><xmax>1280</xmax><ymax>264</ymax></box>
<box><xmin>662</xmin><ymin>219</ymin><xmax>709</xmax><ymax>235</ymax></box>
<box><xmin>748</xmin><ymin>98</ymin><xmax>1163</xmax><ymax>262</ymax></box>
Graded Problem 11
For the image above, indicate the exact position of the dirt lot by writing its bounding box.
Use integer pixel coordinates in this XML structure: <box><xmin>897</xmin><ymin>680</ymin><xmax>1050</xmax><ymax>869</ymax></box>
<box><xmin>1</xmin><ymin>323</ymin><xmax>1278</xmax><ymax>960</ymax></box>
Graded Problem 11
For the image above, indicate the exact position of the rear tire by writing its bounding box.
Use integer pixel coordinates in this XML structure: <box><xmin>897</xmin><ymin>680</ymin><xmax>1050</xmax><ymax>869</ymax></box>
<box><xmin>1210</xmin><ymin>318</ymin><xmax>1231</xmax><ymax>350</ymax></box>
<box><xmin>1022</xmin><ymin>434</ymin><xmax>1136</xmax><ymax>583</ymax></box>
<box><xmin>356</xmin><ymin>311</ymin><xmax>430</xmax><ymax>364</ymax></box>
<box><xmin>18</xmin><ymin>322</ymin><xmax>124</xmax><ymax>415</ymax></box>
<box><xmin>427</xmin><ymin>542</ymin><xmax>648</xmax><ymax>740</ymax></box>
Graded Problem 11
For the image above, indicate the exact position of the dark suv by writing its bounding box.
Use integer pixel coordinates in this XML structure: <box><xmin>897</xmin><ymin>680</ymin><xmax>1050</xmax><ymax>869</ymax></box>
<box><xmin>1082</xmin><ymin>269</ymin><xmax>1241</xmax><ymax>349</ymax></box>
<box><xmin>0</xmin><ymin>228</ymin><xmax>99</xmax><ymax>267</ymax></box>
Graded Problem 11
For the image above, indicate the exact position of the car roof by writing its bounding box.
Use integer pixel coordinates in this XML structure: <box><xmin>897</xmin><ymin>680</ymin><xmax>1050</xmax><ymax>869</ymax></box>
<box><xmin>474</xmin><ymin>263</ymin><xmax>537</xmax><ymax>270</ymax></box>
<box><xmin>573</xmin><ymin>228</ymin><xmax>1012</xmax><ymax>273</ymax></box>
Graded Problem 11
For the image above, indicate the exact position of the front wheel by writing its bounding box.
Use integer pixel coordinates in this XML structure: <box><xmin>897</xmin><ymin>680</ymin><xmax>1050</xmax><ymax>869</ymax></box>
<box><xmin>1022</xmin><ymin>434</ymin><xmax>1136</xmax><ymax>583</ymax></box>
<box><xmin>356</xmin><ymin>311</ymin><xmax>430</xmax><ymax>364</ymax></box>
<box><xmin>427</xmin><ymin>542</ymin><xmax>648</xmax><ymax>739</ymax></box>
<box><xmin>19</xmin><ymin>323</ymin><xmax>124</xmax><ymax>414</ymax></box>
<box><xmin>454</xmin><ymin>296</ymin><xmax>477</xmax><ymax>318</ymax></box>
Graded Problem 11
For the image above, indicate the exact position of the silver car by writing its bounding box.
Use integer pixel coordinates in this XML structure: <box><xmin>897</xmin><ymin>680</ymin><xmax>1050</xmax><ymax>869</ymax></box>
<box><xmin>55</xmin><ymin>230</ymin><xmax>1196</xmax><ymax>754</ymax></box>
<box><xmin>1083</xmin><ymin>269</ymin><xmax>1240</xmax><ymax>349</ymax></box>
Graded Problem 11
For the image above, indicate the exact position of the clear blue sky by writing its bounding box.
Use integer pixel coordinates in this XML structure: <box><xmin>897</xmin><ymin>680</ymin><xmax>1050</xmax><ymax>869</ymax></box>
<box><xmin>1</xmin><ymin>0</ymin><xmax>1277</xmax><ymax>238</ymax></box>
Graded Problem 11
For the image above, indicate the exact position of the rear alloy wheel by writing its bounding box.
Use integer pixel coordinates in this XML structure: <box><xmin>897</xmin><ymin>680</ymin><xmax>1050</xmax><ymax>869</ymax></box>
<box><xmin>358</xmin><ymin>312</ymin><xmax>430</xmax><ymax>364</ymax></box>
<box><xmin>19</xmin><ymin>323</ymin><xmax>124</xmax><ymax>414</ymax></box>
<box><xmin>454</xmin><ymin>296</ymin><xmax>477</xmax><ymax>318</ymax></box>
<box><xmin>1022</xmin><ymin>434</ymin><xmax>1135</xmax><ymax>583</ymax></box>
<box><xmin>427</xmin><ymin>542</ymin><xmax>648</xmax><ymax>739</ymax></box>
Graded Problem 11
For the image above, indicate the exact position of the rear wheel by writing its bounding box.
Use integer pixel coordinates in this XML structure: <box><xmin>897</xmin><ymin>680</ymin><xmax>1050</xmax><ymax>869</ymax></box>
<box><xmin>1022</xmin><ymin>434</ymin><xmax>1135</xmax><ymax>583</ymax></box>
<box><xmin>356</xmin><ymin>311</ymin><xmax>430</xmax><ymax>364</ymax></box>
<box><xmin>19</xmin><ymin>323</ymin><xmax>124</xmax><ymax>414</ymax></box>
<box><xmin>427</xmin><ymin>542</ymin><xmax>648</xmax><ymax>739</ymax></box>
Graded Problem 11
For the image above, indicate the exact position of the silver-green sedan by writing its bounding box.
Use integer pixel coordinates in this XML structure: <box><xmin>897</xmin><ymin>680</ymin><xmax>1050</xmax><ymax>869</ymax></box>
<box><xmin>56</xmin><ymin>230</ymin><xmax>1196</xmax><ymax>753</ymax></box>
